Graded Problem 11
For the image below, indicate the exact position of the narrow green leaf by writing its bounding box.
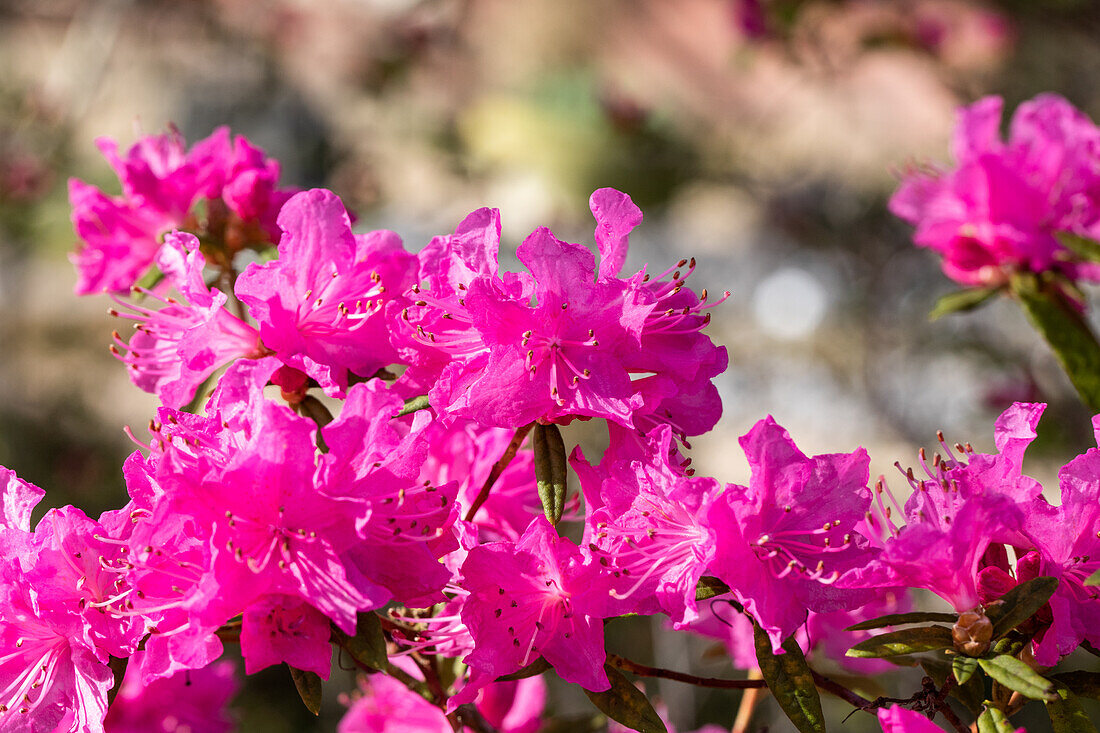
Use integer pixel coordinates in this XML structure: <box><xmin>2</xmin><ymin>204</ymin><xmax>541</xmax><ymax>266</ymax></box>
<box><xmin>930</xmin><ymin>286</ymin><xmax>1001</xmax><ymax>320</ymax></box>
<box><xmin>986</xmin><ymin>576</ymin><xmax>1058</xmax><ymax>638</ymax></box>
<box><xmin>1011</xmin><ymin>271</ymin><xmax>1100</xmax><ymax>413</ymax></box>
<box><xmin>1046</xmin><ymin>682</ymin><xmax>1097</xmax><ymax>733</ymax></box>
<box><xmin>582</xmin><ymin>665</ymin><xmax>667</xmax><ymax>733</ymax></box>
<box><xmin>331</xmin><ymin>612</ymin><xmax>387</xmax><ymax>671</ymax></box>
<box><xmin>497</xmin><ymin>657</ymin><xmax>551</xmax><ymax>681</ymax></box>
<box><xmin>977</xmin><ymin>705</ymin><xmax>1017</xmax><ymax>733</ymax></box>
<box><xmin>845</xmin><ymin>626</ymin><xmax>953</xmax><ymax>658</ymax></box>
<box><xmin>1052</xmin><ymin>672</ymin><xmax>1100</xmax><ymax>700</ymax></box>
<box><xmin>1084</xmin><ymin>568</ymin><xmax>1100</xmax><ymax>586</ymax></box>
<box><xmin>753</xmin><ymin>623</ymin><xmax>826</xmax><ymax>733</ymax></box>
<box><xmin>978</xmin><ymin>655</ymin><xmax>1057</xmax><ymax>701</ymax></box>
<box><xmin>289</xmin><ymin>666</ymin><xmax>323</xmax><ymax>715</ymax></box>
<box><xmin>695</xmin><ymin>576</ymin><xmax>731</xmax><ymax>601</ymax></box>
<box><xmin>1057</xmin><ymin>232</ymin><xmax>1100</xmax><ymax>264</ymax></box>
<box><xmin>396</xmin><ymin>394</ymin><xmax>431</xmax><ymax>417</ymax></box>
<box><xmin>845</xmin><ymin>612</ymin><xmax>958</xmax><ymax>631</ymax></box>
<box><xmin>533</xmin><ymin>423</ymin><xmax>568</xmax><ymax>525</ymax></box>
<box><xmin>953</xmin><ymin>656</ymin><xmax>979</xmax><ymax>686</ymax></box>
<box><xmin>133</xmin><ymin>265</ymin><xmax>166</xmax><ymax>295</ymax></box>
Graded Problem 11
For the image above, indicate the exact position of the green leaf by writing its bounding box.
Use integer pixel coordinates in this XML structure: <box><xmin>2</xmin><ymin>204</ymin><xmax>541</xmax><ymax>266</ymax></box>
<box><xmin>331</xmin><ymin>612</ymin><xmax>387</xmax><ymax>671</ymax></box>
<box><xmin>845</xmin><ymin>626</ymin><xmax>953</xmax><ymax>658</ymax></box>
<box><xmin>1052</xmin><ymin>672</ymin><xmax>1100</xmax><ymax>700</ymax></box>
<box><xmin>289</xmin><ymin>666</ymin><xmax>323</xmax><ymax>715</ymax></box>
<box><xmin>845</xmin><ymin>612</ymin><xmax>958</xmax><ymax>631</ymax></box>
<box><xmin>695</xmin><ymin>576</ymin><xmax>731</xmax><ymax>601</ymax></box>
<box><xmin>1011</xmin><ymin>271</ymin><xmax>1100</xmax><ymax>413</ymax></box>
<box><xmin>396</xmin><ymin>394</ymin><xmax>431</xmax><ymax>417</ymax></box>
<box><xmin>582</xmin><ymin>665</ymin><xmax>667</xmax><ymax>733</ymax></box>
<box><xmin>1057</xmin><ymin>231</ymin><xmax>1100</xmax><ymax>264</ymax></box>
<box><xmin>1084</xmin><ymin>568</ymin><xmax>1100</xmax><ymax>586</ymax></box>
<box><xmin>953</xmin><ymin>656</ymin><xmax>980</xmax><ymax>686</ymax></box>
<box><xmin>753</xmin><ymin>623</ymin><xmax>826</xmax><ymax>733</ymax></box>
<box><xmin>1046</xmin><ymin>682</ymin><xmax>1097</xmax><ymax>733</ymax></box>
<box><xmin>978</xmin><ymin>655</ymin><xmax>1057</xmax><ymax>701</ymax></box>
<box><xmin>930</xmin><ymin>286</ymin><xmax>1001</xmax><ymax>320</ymax></box>
<box><xmin>133</xmin><ymin>265</ymin><xmax>166</xmax><ymax>295</ymax></box>
<box><xmin>533</xmin><ymin>423</ymin><xmax>568</xmax><ymax>525</ymax></box>
<box><xmin>986</xmin><ymin>576</ymin><xmax>1059</xmax><ymax>638</ymax></box>
<box><xmin>107</xmin><ymin>655</ymin><xmax>128</xmax><ymax>707</ymax></box>
<box><xmin>977</xmin><ymin>705</ymin><xmax>1018</xmax><ymax>733</ymax></box>
<box><xmin>497</xmin><ymin>657</ymin><xmax>551</xmax><ymax>681</ymax></box>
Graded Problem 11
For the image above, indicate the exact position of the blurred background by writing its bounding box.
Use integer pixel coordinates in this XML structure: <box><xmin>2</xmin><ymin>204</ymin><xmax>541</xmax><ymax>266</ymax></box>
<box><xmin>4</xmin><ymin>0</ymin><xmax>1100</xmax><ymax>730</ymax></box>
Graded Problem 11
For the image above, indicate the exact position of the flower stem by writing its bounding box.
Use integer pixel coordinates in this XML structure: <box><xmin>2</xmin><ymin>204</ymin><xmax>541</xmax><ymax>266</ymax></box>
<box><xmin>464</xmin><ymin>423</ymin><xmax>534</xmax><ymax>522</ymax></box>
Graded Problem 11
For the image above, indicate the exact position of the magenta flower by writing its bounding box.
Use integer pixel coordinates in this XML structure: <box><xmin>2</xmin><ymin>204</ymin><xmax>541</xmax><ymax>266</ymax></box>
<box><xmin>109</xmin><ymin>232</ymin><xmax>265</xmax><ymax>408</ymax></box>
<box><xmin>338</xmin><ymin>673</ymin><xmax>451</xmax><ymax>733</ymax></box>
<box><xmin>70</xmin><ymin>127</ymin><xmax>293</xmax><ymax>294</ymax></box>
<box><xmin>454</xmin><ymin>516</ymin><xmax>610</xmax><ymax>708</ymax></box>
<box><xmin>707</xmin><ymin>416</ymin><xmax>877</xmax><ymax>650</ymax></box>
<box><xmin>103</xmin><ymin>659</ymin><xmax>238</xmax><ymax>733</ymax></box>
<box><xmin>236</xmin><ymin>188</ymin><xmax>418</xmax><ymax>396</ymax></box>
<box><xmin>891</xmin><ymin>94</ymin><xmax>1100</xmax><ymax>286</ymax></box>
<box><xmin>575</xmin><ymin>425</ymin><xmax>723</xmax><ymax>627</ymax></box>
<box><xmin>240</xmin><ymin>595</ymin><xmax>333</xmax><ymax>679</ymax></box>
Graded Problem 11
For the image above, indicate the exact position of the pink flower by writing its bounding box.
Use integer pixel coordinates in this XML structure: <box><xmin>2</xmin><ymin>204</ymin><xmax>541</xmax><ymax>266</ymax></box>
<box><xmin>240</xmin><ymin>595</ymin><xmax>333</xmax><ymax>679</ymax></box>
<box><xmin>70</xmin><ymin>128</ymin><xmax>293</xmax><ymax>294</ymax></box>
<box><xmin>454</xmin><ymin>516</ymin><xmax>610</xmax><ymax>709</ymax></box>
<box><xmin>891</xmin><ymin>94</ymin><xmax>1100</xmax><ymax>286</ymax></box>
<box><xmin>103</xmin><ymin>659</ymin><xmax>238</xmax><ymax>733</ymax></box>
<box><xmin>236</xmin><ymin>189</ymin><xmax>418</xmax><ymax>396</ymax></box>
<box><xmin>109</xmin><ymin>232</ymin><xmax>265</xmax><ymax>408</ymax></box>
<box><xmin>707</xmin><ymin>417</ymin><xmax>877</xmax><ymax>650</ymax></box>
<box><xmin>574</xmin><ymin>425</ymin><xmax>723</xmax><ymax>627</ymax></box>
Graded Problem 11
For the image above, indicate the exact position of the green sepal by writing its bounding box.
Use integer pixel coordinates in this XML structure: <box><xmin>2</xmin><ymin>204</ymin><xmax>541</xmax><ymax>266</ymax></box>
<box><xmin>582</xmin><ymin>665</ymin><xmax>667</xmax><ymax>733</ymax></box>
<box><xmin>396</xmin><ymin>394</ymin><xmax>431</xmax><ymax>417</ymax></box>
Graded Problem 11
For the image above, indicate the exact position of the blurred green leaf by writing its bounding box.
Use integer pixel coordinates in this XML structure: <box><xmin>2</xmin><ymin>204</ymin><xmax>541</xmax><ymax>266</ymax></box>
<box><xmin>498</xmin><ymin>657</ymin><xmax>551</xmax><ymax>681</ymax></box>
<box><xmin>1011</xmin><ymin>271</ymin><xmax>1100</xmax><ymax>413</ymax></box>
<box><xmin>396</xmin><ymin>394</ymin><xmax>431</xmax><ymax>417</ymax></box>
<box><xmin>1057</xmin><ymin>231</ymin><xmax>1100</xmax><ymax>263</ymax></box>
<box><xmin>978</xmin><ymin>655</ymin><xmax>1057</xmax><ymax>701</ymax></box>
<box><xmin>753</xmin><ymin>623</ymin><xmax>826</xmax><ymax>733</ymax></box>
<box><xmin>846</xmin><ymin>626</ymin><xmax>953</xmax><ymax>658</ymax></box>
<box><xmin>930</xmin><ymin>286</ymin><xmax>1001</xmax><ymax>320</ymax></box>
<box><xmin>583</xmin><ymin>665</ymin><xmax>667</xmax><ymax>733</ymax></box>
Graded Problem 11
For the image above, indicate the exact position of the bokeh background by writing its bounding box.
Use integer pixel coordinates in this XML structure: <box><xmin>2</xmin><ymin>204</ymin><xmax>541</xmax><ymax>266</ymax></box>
<box><xmin>4</xmin><ymin>0</ymin><xmax>1100</xmax><ymax>730</ymax></box>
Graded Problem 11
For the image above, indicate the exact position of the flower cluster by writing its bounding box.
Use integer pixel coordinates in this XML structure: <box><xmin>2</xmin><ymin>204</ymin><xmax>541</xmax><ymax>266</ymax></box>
<box><xmin>892</xmin><ymin>94</ymin><xmax>1100</xmax><ymax>287</ymax></box>
<box><xmin>11</xmin><ymin>120</ymin><xmax>1100</xmax><ymax>732</ymax></box>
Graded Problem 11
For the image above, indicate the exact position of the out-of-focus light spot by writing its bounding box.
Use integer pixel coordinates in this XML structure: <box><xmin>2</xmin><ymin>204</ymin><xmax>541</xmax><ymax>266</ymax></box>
<box><xmin>752</xmin><ymin>267</ymin><xmax>827</xmax><ymax>340</ymax></box>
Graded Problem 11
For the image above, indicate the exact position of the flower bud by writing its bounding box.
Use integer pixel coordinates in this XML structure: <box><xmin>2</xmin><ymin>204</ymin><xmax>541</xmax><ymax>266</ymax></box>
<box><xmin>952</xmin><ymin>611</ymin><xmax>993</xmax><ymax>656</ymax></box>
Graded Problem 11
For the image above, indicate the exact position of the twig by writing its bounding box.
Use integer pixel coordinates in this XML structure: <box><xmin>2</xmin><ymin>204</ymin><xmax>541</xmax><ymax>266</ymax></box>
<box><xmin>464</xmin><ymin>423</ymin><xmax>534</xmax><ymax>521</ymax></box>
<box><xmin>607</xmin><ymin>654</ymin><xmax>766</xmax><ymax>689</ymax></box>
<box><xmin>811</xmin><ymin>671</ymin><xmax>875</xmax><ymax>715</ymax></box>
